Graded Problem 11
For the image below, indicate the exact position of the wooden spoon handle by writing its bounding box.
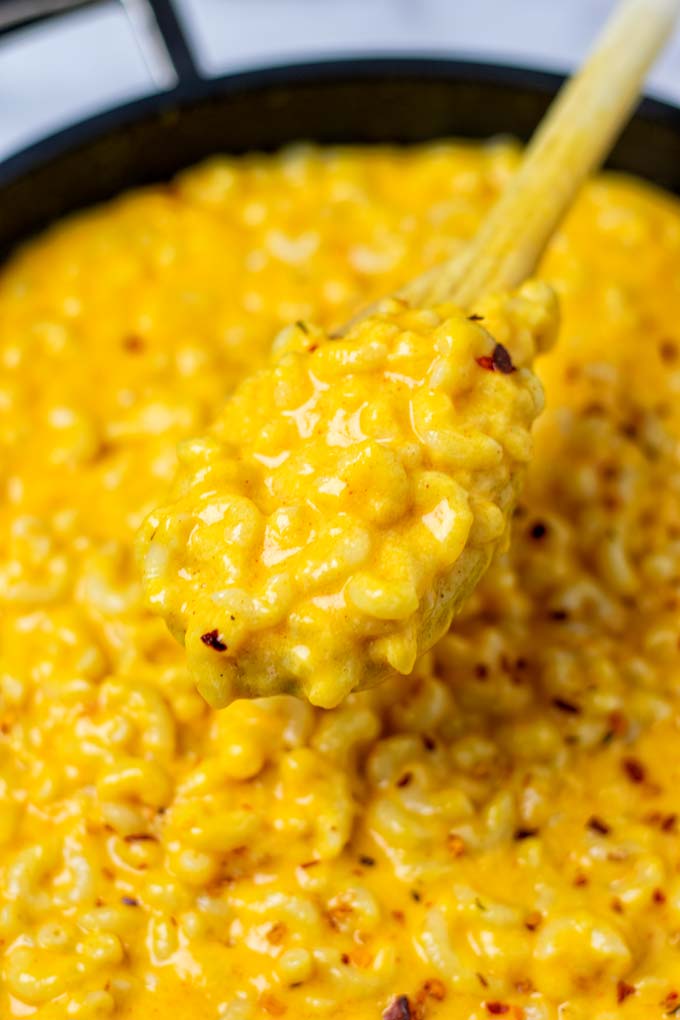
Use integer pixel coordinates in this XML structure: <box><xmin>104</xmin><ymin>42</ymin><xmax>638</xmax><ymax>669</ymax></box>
<box><xmin>402</xmin><ymin>0</ymin><xmax>680</xmax><ymax>310</ymax></box>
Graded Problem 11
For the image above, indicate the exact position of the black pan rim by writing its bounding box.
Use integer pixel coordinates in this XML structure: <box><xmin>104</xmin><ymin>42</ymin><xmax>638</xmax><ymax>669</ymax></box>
<box><xmin>2</xmin><ymin>54</ymin><xmax>680</xmax><ymax>189</ymax></box>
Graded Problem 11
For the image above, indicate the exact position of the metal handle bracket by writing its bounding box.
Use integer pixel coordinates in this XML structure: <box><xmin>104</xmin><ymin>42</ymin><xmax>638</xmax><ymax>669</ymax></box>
<box><xmin>0</xmin><ymin>0</ymin><xmax>202</xmax><ymax>91</ymax></box>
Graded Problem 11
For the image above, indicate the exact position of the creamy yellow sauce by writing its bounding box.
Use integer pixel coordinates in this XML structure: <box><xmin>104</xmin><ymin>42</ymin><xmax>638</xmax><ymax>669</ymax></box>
<box><xmin>138</xmin><ymin>284</ymin><xmax>556</xmax><ymax>708</ymax></box>
<box><xmin>2</xmin><ymin>142</ymin><xmax>680</xmax><ymax>1020</ymax></box>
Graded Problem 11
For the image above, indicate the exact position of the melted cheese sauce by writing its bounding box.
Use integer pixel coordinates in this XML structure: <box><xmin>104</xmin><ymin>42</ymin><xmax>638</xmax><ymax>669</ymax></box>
<box><xmin>2</xmin><ymin>142</ymin><xmax>680</xmax><ymax>1020</ymax></box>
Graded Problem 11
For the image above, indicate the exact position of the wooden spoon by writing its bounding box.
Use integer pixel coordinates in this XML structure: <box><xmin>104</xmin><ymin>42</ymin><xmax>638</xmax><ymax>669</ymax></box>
<box><xmin>141</xmin><ymin>0</ymin><xmax>680</xmax><ymax>707</ymax></box>
<box><xmin>347</xmin><ymin>0</ymin><xmax>680</xmax><ymax>324</ymax></box>
<box><xmin>348</xmin><ymin>0</ymin><xmax>680</xmax><ymax>669</ymax></box>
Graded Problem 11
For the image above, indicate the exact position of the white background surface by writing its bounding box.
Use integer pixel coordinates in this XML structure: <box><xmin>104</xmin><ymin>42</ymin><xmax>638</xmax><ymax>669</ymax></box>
<box><xmin>1</xmin><ymin>0</ymin><xmax>680</xmax><ymax>162</ymax></box>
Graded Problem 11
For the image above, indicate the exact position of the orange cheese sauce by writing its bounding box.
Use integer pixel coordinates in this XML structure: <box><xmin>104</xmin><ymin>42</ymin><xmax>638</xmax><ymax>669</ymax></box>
<box><xmin>1</xmin><ymin>142</ymin><xmax>680</xmax><ymax>1020</ymax></box>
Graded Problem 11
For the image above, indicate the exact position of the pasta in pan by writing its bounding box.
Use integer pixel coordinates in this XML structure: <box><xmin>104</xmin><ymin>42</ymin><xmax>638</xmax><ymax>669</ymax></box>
<box><xmin>1</xmin><ymin>142</ymin><xmax>680</xmax><ymax>1019</ymax></box>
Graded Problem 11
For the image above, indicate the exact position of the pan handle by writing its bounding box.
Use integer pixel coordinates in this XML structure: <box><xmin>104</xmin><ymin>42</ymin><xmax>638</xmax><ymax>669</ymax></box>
<box><xmin>0</xmin><ymin>0</ymin><xmax>202</xmax><ymax>90</ymax></box>
<box><xmin>121</xmin><ymin>0</ymin><xmax>202</xmax><ymax>90</ymax></box>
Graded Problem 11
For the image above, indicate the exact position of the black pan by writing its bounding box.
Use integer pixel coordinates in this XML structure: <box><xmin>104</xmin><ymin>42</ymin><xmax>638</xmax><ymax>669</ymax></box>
<box><xmin>2</xmin><ymin>2</ymin><xmax>680</xmax><ymax>264</ymax></box>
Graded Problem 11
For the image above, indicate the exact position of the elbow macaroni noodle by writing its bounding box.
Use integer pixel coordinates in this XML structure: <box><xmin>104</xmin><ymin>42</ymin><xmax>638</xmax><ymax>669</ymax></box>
<box><xmin>1</xmin><ymin>141</ymin><xmax>680</xmax><ymax>1018</ymax></box>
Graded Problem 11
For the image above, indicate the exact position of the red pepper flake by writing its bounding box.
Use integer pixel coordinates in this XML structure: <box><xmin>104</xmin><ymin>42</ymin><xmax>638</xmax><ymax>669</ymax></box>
<box><xmin>492</xmin><ymin>343</ymin><xmax>516</xmax><ymax>374</ymax></box>
<box><xmin>260</xmin><ymin>994</ymin><xmax>287</xmax><ymax>1016</ymax></box>
<box><xmin>266</xmin><ymin>921</ymin><xmax>287</xmax><ymax>945</ymax></box>
<box><xmin>477</xmin><ymin>345</ymin><xmax>515</xmax><ymax>372</ymax></box>
<box><xmin>573</xmin><ymin>872</ymin><xmax>589</xmax><ymax>887</ymax></box>
<box><xmin>622</xmin><ymin>757</ymin><xmax>646</xmax><ymax>784</ymax></box>
<box><xmin>123</xmin><ymin>334</ymin><xmax>145</xmax><ymax>353</ymax></box>
<box><xmin>524</xmin><ymin>911</ymin><xmax>542</xmax><ymax>932</ymax></box>
<box><xmin>341</xmin><ymin>953</ymin><xmax>350</xmax><ymax>965</ymax></box>
<box><xmin>552</xmin><ymin>697</ymin><xmax>581</xmax><ymax>715</ymax></box>
<box><xmin>611</xmin><ymin>897</ymin><xmax>624</xmax><ymax>914</ymax></box>
<box><xmin>349</xmin><ymin>945</ymin><xmax>373</xmax><ymax>969</ymax></box>
<box><xmin>200</xmin><ymin>629</ymin><xmax>227</xmax><ymax>652</ymax></box>
<box><xmin>664</xmin><ymin>992</ymin><xmax>680</xmax><ymax>1015</ymax></box>
<box><xmin>421</xmin><ymin>734</ymin><xmax>436</xmax><ymax>751</ymax></box>
<box><xmin>325</xmin><ymin>899</ymin><xmax>354</xmax><ymax>931</ymax></box>
<box><xmin>660</xmin><ymin>339</ymin><xmax>678</xmax><ymax>363</ymax></box>
<box><xmin>383</xmin><ymin>995</ymin><xmax>412</xmax><ymax>1020</ymax></box>
<box><xmin>447</xmin><ymin>833</ymin><xmax>466</xmax><ymax>857</ymax></box>
<box><xmin>617</xmin><ymin>981</ymin><xmax>636</xmax><ymax>1004</ymax></box>
<box><xmin>124</xmin><ymin>833</ymin><xmax>157</xmax><ymax>843</ymax></box>
<box><xmin>609</xmin><ymin>711</ymin><xmax>629</xmax><ymax>736</ymax></box>
<box><xmin>485</xmin><ymin>1003</ymin><xmax>510</xmax><ymax>1015</ymax></box>
<box><xmin>514</xmin><ymin>828</ymin><xmax>540</xmax><ymax>841</ymax></box>
<box><xmin>653</xmin><ymin>888</ymin><xmax>667</xmax><ymax>904</ymax></box>
<box><xmin>421</xmin><ymin>979</ymin><xmax>446</xmax><ymax>1002</ymax></box>
<box><xmin>121</xmin><ymin>896</ymin><xmax>139</xmax><ymax>907</ymax></box>
<box><xmin>662</xmin><ymin>814</ymin><xmax>678</xmax><ymax>833</ymax></box>
<box><xmin>515</xmin><ymin>979</ymin><xmax>534</xmax><ymax>995</ymax></box>
<box><xmin>396</xmin><ymin>772</ymin><xmax>413</xmax><ymax>788</ymax></box>
<box><xmin>359</xmin><ymin>854</ymin><xmax>376</xmax><ymax>867</ymax></box>
<box><xmin>587</xmin><ymin>816</ymin><xmax>611</xmax><ymax>835</ymax></box>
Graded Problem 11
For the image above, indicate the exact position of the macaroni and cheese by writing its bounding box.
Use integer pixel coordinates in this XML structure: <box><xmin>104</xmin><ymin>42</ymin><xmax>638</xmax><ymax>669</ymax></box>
<box><xmin>1</xmin><ymin>142</ymin><xmax>680</xmax><ymax>1020</ymax></box>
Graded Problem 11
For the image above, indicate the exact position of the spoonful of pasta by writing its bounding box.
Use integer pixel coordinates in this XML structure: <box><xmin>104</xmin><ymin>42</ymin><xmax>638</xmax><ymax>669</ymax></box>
<box><xmin>137</xmin><ymin>0</ymin><xmax>679</xmax><ymax>708</ymax></box>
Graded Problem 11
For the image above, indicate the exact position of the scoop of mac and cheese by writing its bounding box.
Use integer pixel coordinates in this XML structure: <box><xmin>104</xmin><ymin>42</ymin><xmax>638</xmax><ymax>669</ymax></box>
<box><xmin>138</xmin><ymin>282</ymin><xmax>557</xmax><ymax>707</ymax></box>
